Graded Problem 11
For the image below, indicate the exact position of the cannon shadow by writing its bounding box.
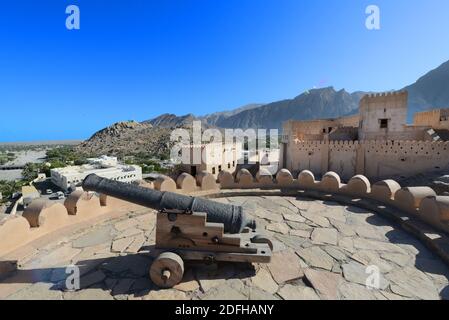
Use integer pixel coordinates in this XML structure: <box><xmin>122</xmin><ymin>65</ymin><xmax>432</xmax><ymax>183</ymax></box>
<box><xmin>1</xmin><ymin>245</ymin><xmax>256</xmax><ymax>299</ymax></box>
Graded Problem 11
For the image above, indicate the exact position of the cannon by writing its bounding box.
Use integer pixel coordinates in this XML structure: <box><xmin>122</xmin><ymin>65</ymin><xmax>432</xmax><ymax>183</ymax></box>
<box><xmin>82</xmin><ymin>174</ymin><xmax>272</xmax><ymax>288</ymax></box>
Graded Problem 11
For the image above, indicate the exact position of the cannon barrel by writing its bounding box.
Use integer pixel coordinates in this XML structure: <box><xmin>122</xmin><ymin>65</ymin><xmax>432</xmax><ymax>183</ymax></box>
<box><xmin>82</xmin><ymin>174</ymin><xmax>256</xmax><ymax>234</ymax></box>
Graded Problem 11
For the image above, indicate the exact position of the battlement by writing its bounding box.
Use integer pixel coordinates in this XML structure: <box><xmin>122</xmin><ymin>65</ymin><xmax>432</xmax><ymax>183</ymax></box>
<box><xmin>2</xmin><ymin>168</ymin><xmax>449</xmax><ymax>245</ymax></box>
<box><xmin>361</xmin><ymin>90</ymin><xmax>408</xmax><ymax>101</ymax></box>
<box><xmin>292</xmin><ymin>139</ymin><xmax>449</xmax><ymax>147</ymax></box>
<box><xmin>2</xmin><ymin>168</ymin><xmax>449</xmax><ymax>299</ymax></box>
<box><xmin>284</xmin><ymin>138</ymin><xmax>449</xmax><ymax>183</ymax></box>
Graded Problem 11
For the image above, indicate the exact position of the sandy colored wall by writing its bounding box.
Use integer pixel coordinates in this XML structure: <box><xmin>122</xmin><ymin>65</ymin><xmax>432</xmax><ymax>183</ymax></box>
<box><xmin>286</xmin><ymin>140</ymin><xmax>449</xmax><ymax>180</ymax></box>
<box><xmin>363</xmin><ymin>141</ymin><xmax>449</xmax><ymax>179</ymax></box>
<box><xmin>328</xmin><ymin>142</ymin><xmax>357</xmax><ymax>180</ymax></box>
<box><xmin>284</xmin><ymin>120</ymin><xmax>333</xmax><ymax>141</ymax></box>
<box><xmin>283</xmin><ymin>116</ymin><xmax>360</xmax><ymax>142</ymax></box>
<box><xmin>359</xmin><ymin>91</ymin><xmax>408</xmax><ymax>140</ymax></box>
<box><xmin>414</xmin><ymin>109</ymin><xmax>449</xmax><ymax>130</ymax></box>
<box><xmin>285</xmin><ymin>141</ymin><xmax>326</xmax><ymax>175</ymax></box>
<box><xmin>414</xmin><ymin>109</ymin><xmax>442</xmax><ymax>128</ymax></box>
<box><xmin>181</xmin><ymin>142</ymin><xmax>242</xmax><ymax>179</ymax></box>
<box><xmin>337</xmin><ymin>114</ymin><xmax>360</xmax><ymax>127</ymax></box>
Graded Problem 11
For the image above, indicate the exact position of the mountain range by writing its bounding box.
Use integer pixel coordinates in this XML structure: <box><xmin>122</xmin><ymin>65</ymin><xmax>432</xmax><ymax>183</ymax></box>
<box><xmin>77</xmin><ymin>59</ymin><xmax>449</xmax><ymax>156</ymax></box>
<box><xmin>145</xmin><ymin>60</ymin><xmax>449</xmax><ymax>130</ymax></box>
<box><xmin>405</xmin><ymin>60</ymin><xmax>449</xmax><ymax>116</ymax></box>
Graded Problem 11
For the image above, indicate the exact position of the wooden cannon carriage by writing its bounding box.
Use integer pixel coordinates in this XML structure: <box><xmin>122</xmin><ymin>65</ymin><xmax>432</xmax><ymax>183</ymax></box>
<box><xmin>83</xmin><ymin>174</ymin><xmax>272</xmax><ymax>288</ymax></box>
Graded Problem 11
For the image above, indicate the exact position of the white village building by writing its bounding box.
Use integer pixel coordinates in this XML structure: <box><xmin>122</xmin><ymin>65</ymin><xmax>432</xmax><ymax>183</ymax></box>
<box><xmin>50</xmin><ymin>155</ymin><xmax>142</xmax><ymax>191</ymax></box>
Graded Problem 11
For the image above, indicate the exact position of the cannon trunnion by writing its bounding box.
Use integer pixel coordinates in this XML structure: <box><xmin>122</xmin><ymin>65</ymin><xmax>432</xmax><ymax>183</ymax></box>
<box><xmin>82</xmin><ymin>174</ymin><xmax>272</xmax><ymax>288</ymax></box>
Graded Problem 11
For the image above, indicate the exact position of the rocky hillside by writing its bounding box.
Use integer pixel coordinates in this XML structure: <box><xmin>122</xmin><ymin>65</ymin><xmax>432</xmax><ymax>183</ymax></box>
<box><xmin>142</xmin><ymin>113</ymin><xmax>198</xmax><ymax>128</ymax></box>
<box><xmin>199</xmin><ymin>104</ymin><xmax>264</xmax><ymax>127</ymax></box>
<box><xmin>142</xmin><ymin>104</ymin><xmax>265</xmax><ymax>129</ymax></box>
<box><xmin>404</xmin><ymin>60</ymin><xmax>449</xmax><ymax>120</ymax></box>
<box><xmin>76</xmin><ymin>121</ymin><xmax>172</xmax><ymax>157</ymax></box>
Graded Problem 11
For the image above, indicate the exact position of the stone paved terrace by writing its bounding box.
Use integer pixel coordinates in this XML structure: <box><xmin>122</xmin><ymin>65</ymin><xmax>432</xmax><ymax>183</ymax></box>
<box><xmin>1</xmin><ymin>195</ymin><xmax>449</xmax><ymax>300</ymax></box>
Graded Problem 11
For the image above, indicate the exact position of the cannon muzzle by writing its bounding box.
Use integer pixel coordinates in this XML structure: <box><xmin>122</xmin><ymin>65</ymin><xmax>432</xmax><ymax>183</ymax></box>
<box><xmin>82</xmin><ymin>174</ymin><xmax>256</xmax><ymax>234</ymax></box>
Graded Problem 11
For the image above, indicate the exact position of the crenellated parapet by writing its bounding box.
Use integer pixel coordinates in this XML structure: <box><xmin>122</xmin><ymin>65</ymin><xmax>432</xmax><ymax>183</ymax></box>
<box><xmin>176</xmin><ymin>172</ymin><xmax>197</xmax><ymax>193</ymax></box>
<box><xmin>256</xmin><ymin>168</ymin><xmax>275</xmax><ymax>186</ymax></box>
<box><xmin>293</xmin><ymin>139</ymin><xmax>449</xmax><ymax>150</ymax></box>
<box><xmin>65</xmin><ymin>191</ymin><xmax>102</xmax><ymax>217</ymax></box>
<box><xmin>360</xmin><ymin>90</ymin><xmax>408</xmax><ymax>104</ymax></box>
<box><xmin>0</xmin><ymin>190</ymin><xmax>119</xmax><ymax>257</ymax></box>
<box><xmin>320</xmin><ymin>172</ymin><xmax>342</xmax><ymax>192</ymax></box>
<box><xmin>287</xmin><ymin>139</ymin><xmax>449</xmax><ymax>181</ymax></box>
<box><xmin>0</xmin><ymin>170</ymin><xmax>243</xmax><ymax>260</ymax></box>
<box><xmin>22</xmin><ymin>200</ymin><xmax>69</xmax><ymax>231</ymax></box>
<box><xmin>154</xmin><ymin>175</ymin><xmax>177</xmax><ymax>192</ymax></box>
<box><xmin>2</xmin><ymin>166</ymin><xmax>449</xmax><ymax>266</ymax></box>
<box><xmin>210</xmin><ymin>168</ymin><xmax>449</xmax><ymax>234</ymax></box>
<box><xmin>340</xmin><ymin>175</ymin><xmax>371</xmax><ymax>196</ymax></box>
<box><xmin>0</xmin><ymin>215</ymin><xmax>30</xmax><ymax>256</ymax></box>
<box><xmin>276</xmin><ymin>169</ymin><xmax>295</xmax><ymax>187</ymax></box>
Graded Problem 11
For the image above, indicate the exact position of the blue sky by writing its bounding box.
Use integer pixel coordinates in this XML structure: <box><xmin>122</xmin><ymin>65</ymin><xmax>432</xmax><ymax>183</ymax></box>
<box><xmin>1</xmin><ymin>0</ymin><xmax>449</xmax><ymax>142</ymax></box>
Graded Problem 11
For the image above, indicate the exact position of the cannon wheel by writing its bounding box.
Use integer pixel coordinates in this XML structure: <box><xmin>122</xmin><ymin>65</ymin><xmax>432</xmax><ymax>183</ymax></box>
<box><xmin>150</xmin><ymin>252</ymin><xmax>185</xmax><ymax>289</ymax></box>
<box><xmin>251</xmin><ymin>235</ymin><xmax>274</xmax><ymax>251</ymax></box>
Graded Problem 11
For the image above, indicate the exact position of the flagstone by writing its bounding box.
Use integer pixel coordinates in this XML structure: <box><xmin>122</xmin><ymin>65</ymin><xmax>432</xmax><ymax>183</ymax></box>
<box><xmin>296</xmin><ymin>247</ymin><xmax>334</xmax><ymax>271</ymax></box>
<box><xmin>278</xmin><ymin>284</ymin><xmax>319</xmax><ymax>300</ymax></box>
<box><xmin>304</xmin><ymin>268</ymin><xmax>343</xmax><ymax>300</ymax></box>
<box><xmin>251</xmin><ymin>268</ymin><xmax>279</xmax><ymax>294</ymax></box>
<box><xmin>268</xmin><ymin>251</ymin><xmax>304</xmax><ymax>284</ymax></box>
<box><xmin>311</xmin><ymin>228</ymin><xmax>338</xmax><ymax>245</ymax></box>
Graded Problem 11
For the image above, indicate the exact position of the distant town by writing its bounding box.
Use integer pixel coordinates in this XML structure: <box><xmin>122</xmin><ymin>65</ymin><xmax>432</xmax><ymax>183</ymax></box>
<box><xmin>0</xmin><ymin>144</ymin><xmax>175</xmax><ymax>216</ymax></box>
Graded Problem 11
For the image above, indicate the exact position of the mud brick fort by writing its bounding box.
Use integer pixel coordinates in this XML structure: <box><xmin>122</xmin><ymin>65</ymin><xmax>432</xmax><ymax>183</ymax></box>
<box><xmin>1</xmin><ymin>90</ymin><xmax>449</xmax><ymax>300</ymax></box>
<box><xmin>281</xmin><ymin>91</ymin><xmax>449</xmax><ymax>180</ymax></box>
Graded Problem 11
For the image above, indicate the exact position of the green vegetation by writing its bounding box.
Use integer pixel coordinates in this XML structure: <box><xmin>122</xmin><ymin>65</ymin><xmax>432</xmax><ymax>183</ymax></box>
<box><xmin>0</xmin><ymin>180</ymin><xmax>26</xmax><ymax>203</ymax></box>
<box><xmin>158</xmin><ymin>152</ymin><xmax>170</xmax><ymax>161</ymax></box>
<box><xmin>41</xmin><ymin>146</ymin><xmax>89</xmax><ymax>176</ymax></box>
<box><xmin>21</xmin><ymin>163</ymin><xmax>41</xmax><ymax>181</ymax></box>
<box><xmin>46</xmin><ymin>146</ymin><xmax>88</xmax><ymax>165</ymax></box>
<box><xmin>2</xmin><ymin>146</ymin><xmax>88</xmax><ymax>182</ymax></box>
<box><xmin>0</xmin><ymin>145</ymin><xmax>85</xmax><ymax>203</ymax></box>
<box><xmin>0</xmin><ymin>151</ymin><xmax>16</xmax><ymax>165</ymax></box>
<box><xmin>0</xmin><ymin>163</ymin><xmax>44</xmax><ymax>203</ymax></box>
<box><xmin>124</xmin><ymin>153</ymin><xmax>169</xmax><ymax>174</ymax></box>
<box><xmin>0</xmin><ymin>145</ymin><xmax>173</xmax><ymax>203</ymax></box>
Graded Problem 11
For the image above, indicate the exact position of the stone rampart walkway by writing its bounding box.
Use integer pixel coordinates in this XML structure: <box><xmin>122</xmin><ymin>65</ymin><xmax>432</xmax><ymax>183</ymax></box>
<box><xmin>1</xmin><ymin>196</ymin><xmax>448</xmax><ymax>300</ymax></box>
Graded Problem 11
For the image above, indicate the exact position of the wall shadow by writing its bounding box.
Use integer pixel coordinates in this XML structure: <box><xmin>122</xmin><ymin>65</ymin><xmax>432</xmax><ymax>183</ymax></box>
<box><xmin>319</xmin><ymin>197</ymin><xmax>449</xmax><ymax>299</ymax></box>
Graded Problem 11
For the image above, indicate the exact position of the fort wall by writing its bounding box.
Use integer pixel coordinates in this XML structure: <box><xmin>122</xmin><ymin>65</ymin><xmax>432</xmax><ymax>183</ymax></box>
<box><xmin>281</xmin><ymin>92</ymin><xmax>449</xmax><ymax>180</ymax></box>
<box><xmin>282</xmin><ymin>114</ymin><xmax>360</xmax><ymax>142</ymax></box>
<box><xmin>2</xmin><ymin>168</ymin><xmax>449</xmax><ymax>269</ymax></box>
<box><xmin>414</xmin><ymin>108</ymin><xmax>449</xmax><ymax>130</ymax></box>
<box><xmin>284</xmin><ymin>140</ymin><xmax>449</xmax><ymax>180</ymax></box>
